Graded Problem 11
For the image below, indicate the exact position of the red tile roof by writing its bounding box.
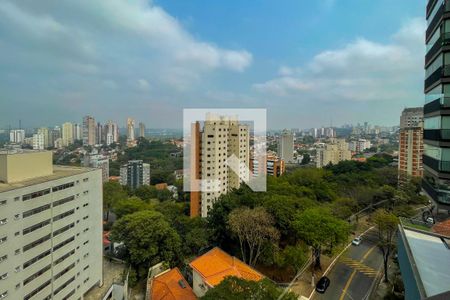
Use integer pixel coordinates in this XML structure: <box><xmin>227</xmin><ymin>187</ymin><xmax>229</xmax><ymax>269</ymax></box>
<box><xmin>189</xmin><ymin>247</ymin><xmax>264</xmax><ymax>287</ymax></box>
<box><xmin>150</xmin><ymin>268</ymin><xmax>196</xmax><ymax>300</ymax></box>
<box><xmin>432</xmin><ymin>220</ymin><xmax>450</xmax><ymax>237</ymax></box>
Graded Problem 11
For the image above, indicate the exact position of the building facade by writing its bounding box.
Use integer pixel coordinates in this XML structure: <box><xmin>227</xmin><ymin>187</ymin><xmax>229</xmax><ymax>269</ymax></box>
<box><xmin>73</xmin><ymin>124</ymin><xmax>82</xmax><ymax>141</ymax></box>
<box><xmin>62</xmin><ymin>122</ymin><xmax>74</xmax><ymax>147</ymax></box>
<box><xmin>9</xmin><ymin>130</ymin><xmax>25</xmax><ymax>144</ymax></box>
<box><xmin>278</xmin><ymin>129</ymin><xmax>294</xmax><ymax>163</ymax></box>
<box><xmin>423</xmin><ymin>0</ymin><xmax>450</xmax><ymax>213</ymax></box>
<box><xmin>82</xmin><ymin>116</ymin><xmax>96</xmax><ymax>146</ymax></box>
<box><xmin>119</xmin><ymin>160</ymin><xmax>150</xmax><ymax>189</ymax></box>
<box><xmin>105</xmin><ymin>121</ymin><xmax>119</xmax><ymax>146</ymax></box>
<box><xmin>399</xmin><ymin>108</ymin><xmax>424</xmax><ymax>182</ymax></box>
<box><xmin>37</xmin><ymin>128</ymin><xmax>50</xmax><ymax>148</ymax></box>
<box><xmin>250</xmin><ymin>154</ymin><xmax>285</xmax><ymax>178</ymax></box>
<box><xmin>0</xmin><ymin>150</ymin><xmax>103</xmax><ymax>300</ymax></box>
<box><xmin>83</xmin><ymin>154</ymin><xmax>110</xmax><ymax>183</ymax></box>
<box><xmin>139</xmin><ymin>122</ymin><xmax>145</xmax><ymax>138</ymax></box>
<box><xmin>316</xmin><ymin>138</ymin><xmax>352</xmax><ymax>168</ymax></box>
<box><xmin>190</xmin><ymin>115</ymin><xmax>249</xmax><ymax>218</ymax></box>
<box><xmin>32</xmin><ymin>133</ymin><xmax>45</xmax><ymax>150</ymax></box>
<box><xmin>126</xmin><ymin>118</ymin><xmax>135</xmax><ymax>144</ymax></box>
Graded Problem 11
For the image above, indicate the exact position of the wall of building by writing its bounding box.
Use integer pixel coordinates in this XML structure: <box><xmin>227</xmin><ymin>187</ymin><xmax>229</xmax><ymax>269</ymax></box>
<box><xmin>0</xmin><ymin>151</ymin><xmax>53</xmax><ymax>184</ymax></box>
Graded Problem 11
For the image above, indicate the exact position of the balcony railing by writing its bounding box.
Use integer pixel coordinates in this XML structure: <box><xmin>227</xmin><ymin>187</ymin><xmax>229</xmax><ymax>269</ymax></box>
<box><xmin>427</xmin><ymin>3</ymin><xmax>444</xmax><ymax>40</ymax></box>
<box><xmin>424</xmin><ymin>129</ymin><xmax>450</xmax><ymax>140</ymax></box>
<box><xmin>425</xmin><ymin>66</ymin><xmax>443</xmax><ymax>90</ymax></box>
<box><xmin>427</xmin><ymin>0</ymin><xmax>439</xmax><ymax>18</ymax></box>
<box><xmin>423</xmin><ymin>155</ymin><xmax>450</xmax><ymax>172</ymax></box>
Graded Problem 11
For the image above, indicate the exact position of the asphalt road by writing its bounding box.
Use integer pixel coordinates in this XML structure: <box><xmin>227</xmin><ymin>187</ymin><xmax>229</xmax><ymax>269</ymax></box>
<box><xmin>312</xmin><ymin>229</ymin><xmax>383</xmax><ymax>300</ymax></box>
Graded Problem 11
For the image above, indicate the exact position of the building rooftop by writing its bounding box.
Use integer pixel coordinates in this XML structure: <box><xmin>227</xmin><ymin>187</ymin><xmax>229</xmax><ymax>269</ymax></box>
<box><xmin>0</xmin><ymin>165</ymin><xmax>94</xmax><ymax>193</ymax></box>
<box><xmin>189</xmin><ymin>247</ymin><xmax>264</xmax><ymax>287</ymax></box>
<box><xmin>403</xmin><ymin>228</ymin><xmax>450</xmax><ymax>298</ymax></box>
<box><xmin>150</xmin><ymin>268</ymin><xmax>196</xmax><ymax>300</ymax></box>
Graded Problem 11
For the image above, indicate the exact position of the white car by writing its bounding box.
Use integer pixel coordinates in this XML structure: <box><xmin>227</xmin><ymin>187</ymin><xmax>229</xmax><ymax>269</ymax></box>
<box><xmin>352</xmin><ymin>236</ymin><xmax>362</xmax><ymax>246</ymax></box>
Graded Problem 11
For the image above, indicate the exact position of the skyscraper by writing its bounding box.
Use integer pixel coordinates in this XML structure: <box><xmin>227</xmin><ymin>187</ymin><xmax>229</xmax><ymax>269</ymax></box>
<box><xmin>139</xmin><ymin>122</ymin><xmax>145</xmax><ymax>138</ymax></box>
<box><xmin>278</xmin><ymin>129</ymin><xmax>294</xmax><ymax>163</ymax></box>
<box><xmin>126</xmin><ymin>118</ymin><xmax>135</xmax><ymax>143</ymax></box>
<box><xmin>119</xmin><ymin>160</ymin><xmax>150</xmax><ymax>189</ymax></box>
<box><xmin>105</xmin><ymin>120</ymin><xmax>119</xmax><ymax>146</ymax></box>
<box><xmin>32</xmin><ymin>133</ymin><xmax>45</xmax><ymax>150</ymax></box>
<box><xmin>96</xmin><ymin>122</ymin><xmax>103</xmax><ymax>145</ymax></box>
<box><xmin>37</xmin><ymin>127</ymin><xmax>50</xmax><ymax>148</ymax></box>
<box><xmin>190</xmin><ymin>114</ymin><xmax>249</xmax><ymax>218</ymax></box>
<box><xmin>423</xmin><ymin>0</ymin><xmax>450</xmax><ymax>213</ymax></box>
<box><xmin>0</xmin><ymin>150</ymin><xmax>103</xmax><ymax>300</ymax></box>
<box><xmin>73</xmin><ymin>123</ymin><xmax>82</xmax><ymax>141</ymax></box>
<box><xmin>82</xmin><ymin>116</ymin><xmax>96</xmax><ymax>146</ymax></box>
<box><xmin>399</xmin><ymin>108</ymin><xmax>423</xmax><ymax>182</ymax></box>
<box><xmin>62</xmin><ymin>122</ymin><xmax>74</xmax><ymax>147</ymax></box>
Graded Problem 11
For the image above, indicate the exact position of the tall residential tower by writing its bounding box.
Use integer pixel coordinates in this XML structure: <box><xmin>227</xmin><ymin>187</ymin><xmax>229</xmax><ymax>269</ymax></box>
<box><xmin>398</xmin><ymin>108</ymin><xmax>423</xmax><ymax>182</ymax></box>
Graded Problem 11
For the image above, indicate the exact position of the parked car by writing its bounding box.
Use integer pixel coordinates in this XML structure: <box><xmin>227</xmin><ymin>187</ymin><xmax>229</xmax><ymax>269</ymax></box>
<box><xmin>316</xmin><ymin>276</ymin><xmax>330</xmax><ymax>294</ymax></box>
<box><xmin>352</xmin><ymin>236</ymin><xmax>362</xmax><ymax>246</ymax></box>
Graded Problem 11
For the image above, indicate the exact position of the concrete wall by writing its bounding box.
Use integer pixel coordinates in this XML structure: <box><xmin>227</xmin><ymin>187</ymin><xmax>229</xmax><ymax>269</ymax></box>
<box><xmin>0</xmin><ymin>151</ymin><xmax>53</xmax><ymax>183</ymax></box>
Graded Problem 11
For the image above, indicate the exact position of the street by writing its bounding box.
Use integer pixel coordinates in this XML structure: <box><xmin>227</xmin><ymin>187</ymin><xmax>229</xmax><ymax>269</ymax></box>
<box><xmin>312</xmin><ymin>228</ymin><xmax>383</xmax><ymax>300</ymax></box>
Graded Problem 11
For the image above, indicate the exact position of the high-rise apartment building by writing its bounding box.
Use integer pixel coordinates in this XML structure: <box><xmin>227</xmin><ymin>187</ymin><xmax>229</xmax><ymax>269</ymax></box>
<box><xmin>32</xmin><ymin>133</ymin><xmax>45</xmax><ymax>150</ymax></box>
<box><xmin>119</xmin><ymin>160</ymin><xmax>150</xmax><ymax>189</ymax></box>
<box><xmin>62</xmin><ymin>122</ymin><xmax>74</xmax><ymax>147</ymax></box>
<box><xmin>96</xmin><ymin>123</ymin><xmax>103</xmax><ymax>145</ymax></box>
<box><xmin>139</xmin><ymin>122</ymin><xmax>145</xmax><ymax>138</ymax></box>
<box><xmin>50</xmin><ymin>126</ymin><xmax>61</xmax><ymax>149</ymax></box>
<box><xmin>73</xmin><ymin>123</ymin><xmax>82</xmax><ymax>141</ymax></box>
<box><xmin>126</xmin><ymin>118</ymin><xmax>135</xmax><ymax>143</ymax></box>
<box><xmin>105</xmin><ymin>121</ymin><xmax>119</xmax><ymax>146</ymax></box>
<box><xmin>278</xmin><ymin>129</ymin><xmax>294</xmax><ymax>163</ymax></box>
<box><xmin>82</xmin><ymin>116</ymin><xmax>96</xmax><ymax>146</ymax></box>
<box><xmin>250</xmin><ymin>154</ymin><xmax>285</xmax><ymax>178</ymax></box>
<box><xmin>316</xmin><ymin>138</ymin><xmax>352</xmax><ymax>168</ymax></box>
<box><xmin>0</xmin><ymin>150</ymin><xmax>103</xmax><ymax>300</ymax></box>
<box><xmin>37</xmin><ymin>128</ymin><xmax>50</xmax><ymax>148</ymax></box>
<box><xmin>190</xmin><ymin>114</ymin><xmax>249</xmax><ymax>218</ymax></box>
<box><xmin>423</xmin><ymin>0</ymin><xmax>450</xmax><ymax>213</ymax></box>
<box><xmin>9</xmin><ymin>130</ymin><xmax>25</xmax><ymax>144</ymax></box>
<box><xmin>399</xmin><ymin>108</ymin><xmax>424</xmax><ymax>182</ymax></box>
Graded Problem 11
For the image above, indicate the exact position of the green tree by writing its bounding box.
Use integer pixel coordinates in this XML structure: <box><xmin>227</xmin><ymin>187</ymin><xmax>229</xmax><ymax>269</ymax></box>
<box><xmin>103</xmin><ymin>181</ymin><xmax>128</xmax><ymax>221</ymax></box>
<box><xmin>112</xmin><ymin>196</ymin><xmax>153</xmax><ymax>219</ymax></box>
<box><xmin>110</xmin><ymin>210</ymin><xmax>182</xmax><ymax>278</ymax></box>
<box><xmin>373</xmin><ymin>209</ymin><xmax>398</xmax><ymax>282</ymax></box>
<box><xmin>200</xmin><ymin>277</ymin><xmax>297</xmax><ymax>300</ymax></box>
<box><xmin>274</xmin><ymin>244</ymin><xmax>308</xmax><ymax>273</ymax></box>
<box><xmin>228</xmin><ymin>207</ymin><xmax>280</xmax><ymax>266</ymax></box>
<box><xmin>301</xmin><ymin>153</ymin><xmax>311</xmax><ymax>165</ymax></box>
<box><xmin>293</xmin><ymin>208</ymin><xmax>350</xmax><ymax>269</ymax></box>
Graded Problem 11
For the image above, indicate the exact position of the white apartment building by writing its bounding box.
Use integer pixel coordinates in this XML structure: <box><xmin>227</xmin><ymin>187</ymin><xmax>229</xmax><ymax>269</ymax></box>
<box><xmin>105</xmin><ymin>121</ymin><xmax>119</xmax><ymax>146</ymax></box>
<box><xmin>126</xmin><ymin>118</ymin><xmax>135</xmax><ymax>143</ymax></box>
<box><xmin>190</xmin><ymin>115</ymin><xmax>249</xmax><ymax>218</ymax></box>
<box><xmin>316</xmin><ymin>139</ymin><xmax>352</xmax><ymax>168</ymax></box>
<box><xmin>83</xmin><ymin>154</ymin><xmax>109</xmax><ymax>183</ymax></box>
<box><xmin>9</xmin><ymin>130</ymin><xmax>25</xmax><ymax>144</ymax></box>
<box><xmin>32</xmin><ymin>134</ymin><xmax>45</xmax><ymax>150</ymax></box>
<box><xmin>278</xmin><ymin>129</ymin><xmax>294</xmax><ymax>163</ymax></box>
<box><xmin>72</xmin><ymin>124</ymin><xmax>82</xmax><ymax>141</ymax></box>
<box><xmin>0</xmin><ymin>150</ymin><xmax>103</xmax><ymax>300</ymax></box>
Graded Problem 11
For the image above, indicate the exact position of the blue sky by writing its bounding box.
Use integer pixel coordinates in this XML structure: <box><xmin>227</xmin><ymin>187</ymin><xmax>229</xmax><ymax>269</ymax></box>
<box><xmin>0</xmin><ymin>0</ymin><xmax>425</xmax><ymax>129</ymax></box>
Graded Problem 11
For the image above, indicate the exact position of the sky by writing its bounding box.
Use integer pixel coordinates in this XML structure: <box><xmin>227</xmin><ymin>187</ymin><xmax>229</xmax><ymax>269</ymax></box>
<box><xmin>0</xmin><ymin>0</ymin><xmax>426</xmax><ymax>129</ymax></box>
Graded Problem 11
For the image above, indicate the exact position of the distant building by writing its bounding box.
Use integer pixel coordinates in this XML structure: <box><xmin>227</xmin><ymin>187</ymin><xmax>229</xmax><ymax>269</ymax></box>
<box><xmin>62</xmin><ymin>122</ymin><xmax>74</xmax><ymax>147</ymax></box>
<box><xmin>127</xmin><ymin>118</ymin><xmax>135</xmax><ymax>143</ymax></box>
<box><xmin>190</xmin><ymin>115</ymin><xmax>249</xmax><ymax>218</ymax></box>
<box><xmin>146</xmin><ymin>263</ymin><xmax>196</xmax><ymax>300</ymax></box>
<box><xmin>189</xmin><ymin>247</ymin><xmax>264</xmax><ymax>298</ymax></box>
<box><xmin>83</xmin><ymin>115</ymin><xmax>96</xmax><ymax>146</ymax></box>
<box><xmin>32</xmin><ymin>133</ymin><xmax>45</xmax><ymax>150</ymax></box>
<box><xmin>399</xmin><ymin>107</ymin><xmax>423</xmax><ymax>182</ymax></box>
<box><xmin>0</xmin><ymin>150</ymin><xmax>103</xmax><ymax>300</ymax></box>
<box><xmin>278</xmin><ymin>129</ymin><xmax>294</xmax><ymax>163</ymax></box>
<box><xmin>73</xmin><ymin>123</ymin><xmax>82</xmax><ymax>141</ymax></box>
<box><xmin>51</xmin><ymin>126</ymin><xmax>61</xmax><ymax>148</ymax></box>
<box><xmin>96</xmin><ymin>122</ymin><xmax>103</xmax><ymax>145</ymax></box>
<box><xmin>9</xmin><ymin>129</ymin><xmax>25</xmax><ymax>144</ymax></box>
<box><xmin>37</xmin><ymin>127</ymin><xmax>50</xmax><ymax>148</ymax></box>
<box><xmin>349</xmin><ymin>139</ymin><xmax>372</xmax><ymax>153</ymax></box>
<box><xmin>120</xmin><ymin>160</ymin><xmax>150</xmax><ymax>189</ymax></box>
<box><xmin>139</xmin><ymin>122</ymin><xmax>145</xmax><ymax>138</ymax></box>
<box><xmin>105</xmin><ymin>120</ymin><xmax>119</xmax><ymax>145</ymax></box>
<box><xmin>316</xmin><ymin>138</ymin><xmax>352</xmax><ymax>168</ymax></box>
<box><xmin>84</xmin><ymin>153</ymin><xmax>110</xmax><ymax>183</ymax></box>
<box><xmin>250</xmin><ymin>154</ymin><xmax>285</xmax><ymax>177</ymax></box>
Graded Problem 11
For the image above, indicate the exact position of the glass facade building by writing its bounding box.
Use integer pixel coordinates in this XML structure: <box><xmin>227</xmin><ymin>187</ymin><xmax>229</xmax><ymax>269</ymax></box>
<box><xmin>423</xmin><ymin>0</ymin><xmax>450</xmax><ymax>210</ymax></box>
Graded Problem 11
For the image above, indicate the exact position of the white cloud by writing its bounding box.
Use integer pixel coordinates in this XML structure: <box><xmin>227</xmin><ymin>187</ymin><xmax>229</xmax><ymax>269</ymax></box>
<box><xmin>253</xmin><ymin>18</ymin><xmax>425</xmax><ymax>103</ymax></box>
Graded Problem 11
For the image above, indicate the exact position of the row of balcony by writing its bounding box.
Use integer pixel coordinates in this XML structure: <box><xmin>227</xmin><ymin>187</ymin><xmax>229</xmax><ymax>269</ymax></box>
<box><xmin>425</xmin><ymin>65</ymin><xmax>450</xmax><ymax>91</ymax></box>
<box><xmin>424</xmin><ymin>129</ymin><xmax>450</xmax><ymax>140</ymax></box>
<box><xmin>423</xmin><ymin>154</ymin><xmax>450</xmax><ymax>173</ymax></box>
<box><xmin>424</xmin><ymin>96</ymin><xmax>450</xmax><ymax>113</ymax></box>
<box><xmin>422</xmin><ymin>177</ymin><xmax>450</xmax><ymax>204</ymax></box>
<box><xmin>426</xmin><ymin>33</ymin><xmax>450</xmax><ymax>66</ymax></box>
<box><xmin>426</xmin><ymin>0</ymin><xmax>450</xmax><ymax>41</ymax></box>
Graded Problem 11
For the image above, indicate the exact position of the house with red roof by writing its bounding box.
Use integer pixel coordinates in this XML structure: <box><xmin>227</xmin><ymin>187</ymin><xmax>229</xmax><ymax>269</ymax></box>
<box><xmin>147</xmin><ymin>267</ymin><xmax>196</xmax><ymax>300</ymax></box>
<box><xmin>189</xmin><ymin>247</ymin><xmax>265</xmax><ymax>297</ymax></box>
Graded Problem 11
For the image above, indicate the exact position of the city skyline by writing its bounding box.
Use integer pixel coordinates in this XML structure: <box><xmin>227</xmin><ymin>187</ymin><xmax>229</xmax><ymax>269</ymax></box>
<box><xmin>0</xmin><ymin>0</ymin><xmax>424</xmax><ymax>129</ymax></box>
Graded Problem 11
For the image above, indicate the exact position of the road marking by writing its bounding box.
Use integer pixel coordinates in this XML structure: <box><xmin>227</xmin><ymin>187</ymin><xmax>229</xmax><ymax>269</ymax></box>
<box><xmin>339</xmin><ymin>245</ymin><xmax>378</xmax><ymax>300</ymax></box>
<box><xmin>339</xmin><ymin>257</ymin><xmax>378</xmax><ymax>277</ymax></box>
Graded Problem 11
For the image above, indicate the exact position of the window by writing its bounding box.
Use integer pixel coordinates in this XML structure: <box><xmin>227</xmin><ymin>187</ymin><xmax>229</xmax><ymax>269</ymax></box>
<box><xmin>83</xmin><ymin>178</ymin><xmax>89</xmax><ymax>182</ymax></box>
<box><xmin>83</xmin><ymin>240</ymin><xmax>89</xmax><ymax>245</ymax></box>
<box><xmin>83</xmin><ymin>215</ymin><xmax>89</xmax><ymax>220</ymax></box>
<box><xmin>83</xmin><ymin>203</ymin><xmax>89</xmax><ymax>207</ymax></box>
<box><xmin>0</xmin><ymin>236</ymin><xmax>7</xmax><ymax>244</ymax></box>
<box><xmin>53</xmin><ymin>209</ymin><xmax>75</xmax><ymax>222</ymax></box>
<box><xmin>54</xmin><ymin>276</ymin><xmax>75</xmax><ymax>295</ymax></box>
<box><xmin>24</xmin><ymin>280</ymin><xmax>51</xmax><ymax>300</ymax></box>
<box><xmin>53</xmin><ymin>236</ymin><xmax>75</xmax><ymax>252</ymax></box>
<box><xmin>0</xmin><ymin>255</ymin><xmax>7</xmax><ymax>263</ymax></box>
<box><xmin>22</xmin><ymin>188</ymin><xmax>50</xmax><ymax>201</ymax></box>
<box><xmin>23</xmin><ymin>234</ymin><xmax>51</xmax><ymax>252</ymax></box>
<box><xmin>53</xmin><ymin>223</ymin><xmax>75</xmax><ymax>237</ymax></box>
<box><xmin>0</xmin><ymin>291</ymin><xmax>7</xmax><ymax>299</ymax></box>
<box><xmin>15</xmin><ymin>249</ymin><xmax>20</xmax><ymax>255</ymax></box>
<box><xmin>23</xmin><ymin>204</ymin><xmax>51</xmax><ymax>218</ymax></box>
<box><xmin>52</xmin><ymin>182</ymin><xmax>74</xmax><ymax>192</ymax></box>
<box><xmin>54</xmin><ymin>263</ymin><xmax>75</xmax><ymax>280</ymax></box>
<box><xmin>23</xmin><ymin>219</ymin><xmax>51</xmax><ymax>235</ymax></box>
<box><xmin>83</xmin><ymin>265</ymin><xmax>89</xmax><ymax>271</ymax></box>
<box><xmin>23</xmin><ymin>264</ymin><xmax>51</xmax><ymax>286</ymax></box>
<box><xmin>0</xmin><ymin>218</ymin><xmax>7</xmax><ymax>225</ymax></box>
<box><xmin>53</xmin><ymin>196</ymin><xmax>75</xmax><ymax>207</ymax></box>
<box><xmin>23</xmin><ymin>250</ymin><xmax>51</xmax><ymax>269</ymax></box>
<box><xmin>54</xmin><ymin>249</ymin><xmax>75</xmax><ymax>266</ymax></box>
<box><xmin>62</xmin><ymin>289</ymin><xmax>76</xmax><ymax>300</ymax></box>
